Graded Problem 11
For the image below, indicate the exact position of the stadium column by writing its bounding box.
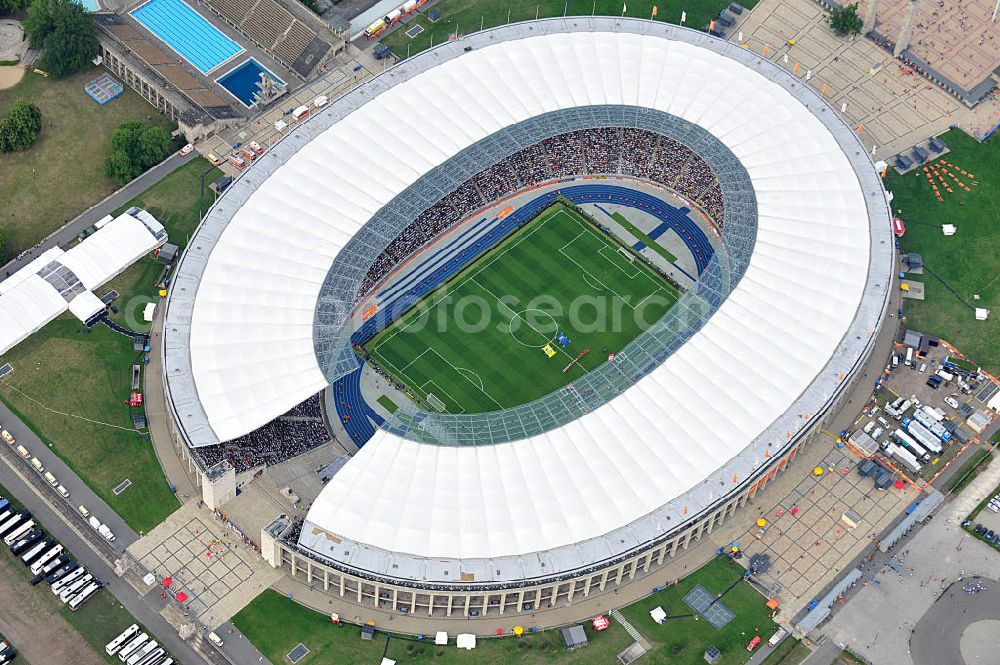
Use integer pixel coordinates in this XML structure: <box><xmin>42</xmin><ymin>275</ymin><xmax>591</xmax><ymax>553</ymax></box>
<box><xmin>446</xmin><ymin>594</ymin><xmax>454</xmax><ymax>616</ymax></box>
<box><xmin>410</xmin><ymin>591</ymin><xmax>417</xmax><ymax>614</ymax></box>
<box><xmin>499</xmin><ymin>592</ymin><xmax>507</xmax><ymax>615</ymax></box>
<box><xmin>339</xmin><ymin>573</ymin><xmax>345</xmax><ymax>597</ymax></box>
<box><xmin>374</xmin><ymin>583</ymin><xmax>381</xmax><ymax>608</ymax></box>
<box><xmin>306</xmin><ymin>559</ymin><xmax>313</xmax><ymax>584</ymax></box>
<box><xmin>356</xmin><ymin>581</ymin><xmax>362</xmax><ymax>603</ymax></box>
<box><xmin>516</xmin><ymin>589</ymin><xmax>525</xmax><ymax>612</ymax></box>
<box><xmin>322</xmin><ymin>568</ymin><xmax>329</xmax><ymax>591</ymax></box>
<box><xmin>547</xmin><ymin>583</ymin><xmax>558</xmax><ymax>606</ymax></box>
<box><xmin>534</xmin><ymin>587</ymin><xmax>542</xmax><ymax>609</ymax></box>
<box><xmin>567</xmin><ymin>580</ymin><xmax>576</xmax><ymax>603</ymax></box>
<box><xmin>463</xmin><ymin>594</ymin><xmax>470</xmax><ymax>616</ymax></box>
<box><xmin>428</xmin><ymin>594</ymin><xmax>435</xmax><ymax>616</ymax></box>
<box><xmin>599</xmin><ymin>569</ymin><xmax>610</xmax><ymax>591</ymax></box>
<box><xmin>393</xmin><ymin>588</ymin><xmax>399</xmax><ymax>612</ymax></box>
<box><xmin>655</xmin><ymin>542</ymin><xmax>668</xmax><ymax>566</ymax></box>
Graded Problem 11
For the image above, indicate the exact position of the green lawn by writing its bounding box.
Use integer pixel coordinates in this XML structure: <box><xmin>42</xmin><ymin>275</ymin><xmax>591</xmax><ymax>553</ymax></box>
<box><xmin>376</xmin><ymin>395</ymin><xmax>399</xmax><ymax>413</ymax></box>
<box><xmin>618</xmin><ymin>556</ymin><xmax>778</xmax><ymax>665</ymax></box>
<box><xmin>0</xmin><ymin>157</ymin><xmax>219</xmax><ymax>533</ymax></box>
<box><xmin>365</xmin><ymin>203</ymin><xmax>677</xmax><ymax>413</ymax></box>
<box><xmin>380</xmin><ymin>0</ymin><xmax>756</xmax><ymax>59</ymax></box>
<box><xmin>0</xmin><ymin>482</ymin><xmax>163</xmax><ymax>665</ymax></box>
<box><xmin>886</xmin><ymin>129</ymin><xmax>1000</xmax><ymax>373</ymax></box>
<box><xmin>0</xmin><ymin>66</ymin><xmax>175</xmax><ymax>259</ymax></box>
<box><xmin>762</xmin><ymin>637</ymin><xmax>809</xmax><ymax>664</ymax></box>
<box><xmin>612</xmin><ymin>211</ymin><xmax>679</xmax><ymax>263</ymax></box>
<box><xmin>235</xmin><ymin>557</ymin><xmax>774</xmax><ymax>665</ymax></box>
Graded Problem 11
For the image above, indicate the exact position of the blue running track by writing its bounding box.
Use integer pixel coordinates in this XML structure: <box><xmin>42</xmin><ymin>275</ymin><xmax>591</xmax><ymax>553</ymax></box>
<box><xmin>132</xmin><ymin>0</ymin><xmax>243</xmax><ymax>74</ymax></box>
<box><xmin>331</xmin><ymin>367</ymin><xmax>384</xmax><ymax>445</ymax></box>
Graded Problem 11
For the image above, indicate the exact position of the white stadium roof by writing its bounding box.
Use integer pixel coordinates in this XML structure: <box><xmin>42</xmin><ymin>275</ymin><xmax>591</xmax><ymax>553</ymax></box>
<box><xmin>0</xmin><ymin>210</ymin><xmax>166</xmax><ymax>356</ymax></box>
<box><xmin>165</xmin><ymin>19</ymin><xmax>893</xmax><ymax>583</ymax></box>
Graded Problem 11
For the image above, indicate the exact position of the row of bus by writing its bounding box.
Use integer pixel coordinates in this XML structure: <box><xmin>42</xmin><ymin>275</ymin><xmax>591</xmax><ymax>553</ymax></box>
<box><xmin>0</xmin><ymin>495</ymin><xmax>102</xmax><ymax>611</ymax></box>
<box><xmin>0</xmin><ymin>634</ymin><xmax>16</xmax><ymax>663</ymax></box>
<box><xmin>105</xmin><ymin>624</ymin><xmax>173</xmax><ymax>665</ymax></box>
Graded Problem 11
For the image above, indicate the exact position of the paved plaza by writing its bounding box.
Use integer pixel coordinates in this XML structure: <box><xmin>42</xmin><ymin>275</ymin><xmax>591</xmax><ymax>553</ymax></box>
<box><xmin>861</xmin><ymin>0</ymin><xmax>1000</xmax><ymax>93</ymax></box>
<box><xmin>127</xmin><ymin>500</ymin><xmax>283</xmax><ymax>630</ymax></box>
<box><xmin>737</xmin><ymin>447</ymin><xmax>915</xmax><ymax>618</ymax></box>
<box><xmin>732</xmin><ymin>0</ymin><xmax>1000</xmax><ymax>157</ymax></box>
<box><xmin>821</xmin><ymin>456</ymin><xmax>1000</xmax><ymax>665</ymax></box>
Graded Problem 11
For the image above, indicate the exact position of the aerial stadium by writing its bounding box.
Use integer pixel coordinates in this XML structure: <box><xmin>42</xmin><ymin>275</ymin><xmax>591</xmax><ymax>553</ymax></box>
<box><xmin>162</xmin><ymin>17</ymin><xmax>894</xmax><ymax>617</ymax></box>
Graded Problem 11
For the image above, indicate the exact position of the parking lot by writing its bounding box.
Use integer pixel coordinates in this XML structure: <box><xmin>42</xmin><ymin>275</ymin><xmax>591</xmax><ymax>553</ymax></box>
<box><xmin>847</xmin><ymin>334</ymin><xmax>994</xmax><ymax>483</ymax></box>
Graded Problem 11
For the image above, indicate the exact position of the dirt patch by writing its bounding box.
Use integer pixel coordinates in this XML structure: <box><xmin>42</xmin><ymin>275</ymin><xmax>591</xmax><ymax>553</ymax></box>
<box><xmin>0</xmin><ymin>549</ymin><xmax>106</xmax><ymax>665</ymax></box>
<box><xmin>0</xmin><ymin>65</ymin><xmax>25</xmax><ymax>91</ymax></box>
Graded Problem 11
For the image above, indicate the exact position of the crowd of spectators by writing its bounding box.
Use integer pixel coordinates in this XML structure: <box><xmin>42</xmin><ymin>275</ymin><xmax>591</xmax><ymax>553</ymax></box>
<box><xmin>355</xmin><ymin>127</ymin><xmax>724</xmax><ymax>302</ymax></box>
<box><xmin>193</xmin><ymin>394</ymin><xmax>329</xmax><ymax>473</ymax></box>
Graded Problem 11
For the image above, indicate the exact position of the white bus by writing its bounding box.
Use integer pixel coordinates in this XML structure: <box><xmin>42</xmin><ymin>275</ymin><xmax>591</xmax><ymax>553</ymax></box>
<box><xmin>0</xmin><ymin>512</ymin><xmax>25</xmax><ymax>539</ymax></box>
<box><xmin>60</xmin><ymin>574</ymin><xmax>93</xmax><ymax>602</ymax></box>
<box><xmin>31</xmin><ymin>544</ymin><xmax>64</xmax><ymax>575</ymax></box>
<box><xmin>106</xmin><ymin>625</ymin><xmax>141</xmax><ymax>656</ymax></box>
<box><xmin>69</xmin><ymin>581</ymin><xmax>102</xmax><ymax>611</ymax></box>
<box><xmin>118</xmin><ymin>634</ymin><xmax>148</xmax><ymax>662</ymax></box>
<box><xmin>134</xmin><ymin>648</ymin><xmax>164</xmax><ymax>665</ymax></box>
<box><xmin>159</xmin><ymin>659</ymin><xmax>174</xmax><ymax>665</ymax></box>
<box><xmin>126</xmin><ymin>641</ymin><xmax>158</xmax><ymax>665</ymax></box>
<box><xmin>52</xmin><ymin>567</ymin><xmax>86</xmax><ymax>594</ymax></box>
<box><xmin>20</xmin><ymin>538</ymin><xmax>52</xmax><ymax>566</ymax></box>
<box><xmin>884</xmin><ymin>441</ymin><xmax>922</xmax><ymax>473</ymax></box>
<box><xmin>4</xmin><ymin>520</ymin><xmax>35</xmax><ymax>547</ymax></box>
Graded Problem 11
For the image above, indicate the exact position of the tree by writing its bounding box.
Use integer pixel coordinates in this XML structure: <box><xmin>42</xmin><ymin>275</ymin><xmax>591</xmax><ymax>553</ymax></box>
<box><xmin>0</xmin><ymin>0</ymin><xmax>30</xmax><ymax>15</ymax></box>
<box><xmin>23</xmin><ymin>0</ymin><xmax>97</xmax><ymax>77</ymax></box>
<box><xmin>104</xmin><ymin>120</ymin><xmax>172</xmax><ymax>184</ymax></box>
<box><xmin>828</xmin><ymin>3</ymin><xmax>863</xmax><ymax>36</ymax></box>
<box><xmin>0</xmin><ymin>100</ymin><xmax>42</xmax><ymax>152</ymax></box>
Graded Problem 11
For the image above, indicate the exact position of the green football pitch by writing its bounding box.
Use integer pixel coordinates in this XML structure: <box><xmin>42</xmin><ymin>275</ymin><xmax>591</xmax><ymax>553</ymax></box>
<box><xmin>365</xmin><ymin>203</ymin><xmax>679</xmax><ymax>413</ymax></box>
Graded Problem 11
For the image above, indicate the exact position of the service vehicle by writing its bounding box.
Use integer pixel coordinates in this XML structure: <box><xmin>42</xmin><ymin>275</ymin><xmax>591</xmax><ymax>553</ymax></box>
<box><xmin>746</xmin><ymin>636</ymin><xmax>762</xmax><ymax>652</ymax></box>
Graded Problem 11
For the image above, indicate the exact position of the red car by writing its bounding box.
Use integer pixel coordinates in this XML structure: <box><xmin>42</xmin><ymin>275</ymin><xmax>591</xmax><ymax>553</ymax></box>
<box><xmin>178</xmin><ymin>143</ymin><xmax>194</xmax><ymax>156</ymax></box>
<box><xmin>746</xmin><ymin>636</ymin><xmax>762</xmax><ymax>652</ymax></box>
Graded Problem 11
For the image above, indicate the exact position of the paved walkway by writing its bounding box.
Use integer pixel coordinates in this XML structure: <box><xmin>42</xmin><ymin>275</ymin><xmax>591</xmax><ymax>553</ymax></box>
<box><xmin>821</xmin><ymin>456</ymin><xmax>1000</xmax><ymax>665</ymax></box>
<box><xmin>144</xmin><ymin>305</ymin><xmax>199</xmax><ymax>503</ymax></box>
<box><xmin>0</xmin><ymin>151</ymin><xmax>197</xmax><ymax>281</ymax></box>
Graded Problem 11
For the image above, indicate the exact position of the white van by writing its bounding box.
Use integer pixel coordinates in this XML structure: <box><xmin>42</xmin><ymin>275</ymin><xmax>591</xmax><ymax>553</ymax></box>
<box><xmin>905</xmin><ymin>347</ymin><xmax>914</xmax><ymax>365</ymax></box>
<box><xmin>918</xmin><ymin>363</ymin><xmax>927</xmax><ymax>373</ymax></box>
<box><xmin>863</xmin><ymin>421</ymin><xmax>876</xmax><ymax>434</ymax></box>
<box><xmin>30</xmin><ymin>457</ymin><xmax>44</xmax><ymax>473</ymax></box>
<box><xmin>207</xmin><ymin>632</ymin><xmax>224</xmax><ymax>648</ymax></box>
<box><xmin>44</xmin><ymin>472</ymin><xmax>58</xmax><ymax>487</ymax></box>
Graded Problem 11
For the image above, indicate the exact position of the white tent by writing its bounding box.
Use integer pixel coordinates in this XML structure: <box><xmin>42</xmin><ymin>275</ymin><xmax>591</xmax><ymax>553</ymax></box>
<box><xmin>456</xmin><ymin>634</ymin><xmax>476</xmax><ymax>650</ymax></box>
<box><xmin>650</xmin><ymin>606</ymin><xmax>667</xmax><ymax>624</ymax></box>
<box><xmin>943</xmin><ymin>224</ymin><xmax>957</xmax><ymax>236</ymax></box>
<box><xmin>434</xmin><ymin>632</ymin><xmax>448</xmax><ymax>646</ymax></box>
<box><xmin>975</xmin><ymin>308</ymin><xmax>990</xmax><ymax>321</ymax></box>
<box><xmin>380</xmin><ymin>659</ymin><xmax>396</xmax><ymax>665</ymax></box>
<box><xmin>143</xmin><ymin>302</ymin><xmax>157</xmax><ymax>322</ymax></box>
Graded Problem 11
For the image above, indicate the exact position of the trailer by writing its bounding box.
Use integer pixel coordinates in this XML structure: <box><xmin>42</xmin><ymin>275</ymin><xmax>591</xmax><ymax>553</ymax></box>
<box><xmin>893</xmin><ymin>429</ymin><xmax>932</xmax><ymax>460</ymax></box>
<box><xmin>905</xmin><ymin>421</ymin><xmax>943</xmax><ymax>455</ymax></box>
<box><xmin>884</xmin><ymin>441</ymin><xmax>922</xmax><ymax>473</ymax></box>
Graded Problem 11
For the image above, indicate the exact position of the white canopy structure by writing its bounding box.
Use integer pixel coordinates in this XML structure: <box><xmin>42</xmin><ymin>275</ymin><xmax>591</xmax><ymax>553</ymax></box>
<box><xmin>164</xmin><ymin>20</ymin><xmax>893</xmax><ymax>586</ymax></box>
<box><xmin>0</xmin><ymin>209</ymin><xmax>166</xmax><ymax>356</ymax></box>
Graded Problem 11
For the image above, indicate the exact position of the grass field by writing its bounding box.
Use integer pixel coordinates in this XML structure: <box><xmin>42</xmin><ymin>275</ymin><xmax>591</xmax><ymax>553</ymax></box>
<box><xmin>886</xmin><ymin>129</ymin><xmax>1000</xmax><ymax>374</ymax></box>
<box><xmin>234</xmin><ymin>557</ymin><xmax>777</xmax><ymax>665</ymax></box>
<box><xmin>380</xmin><ymin>0</ymin><xmax>757</xmax><ymax>59</ymax></box>
<box><xmin>0</xmin><ymin>67</ymin><xmax>174</xmax><ymax>259</ymax></box>
<box><xmin>0</xmin><ymin>158</ymin><xmax>219</xmax><ymax>532</ymax></box>
<box><xmin>365</xmin><ymin>203</ymin><xmax>678</xmax><ymax>413</ymax></box>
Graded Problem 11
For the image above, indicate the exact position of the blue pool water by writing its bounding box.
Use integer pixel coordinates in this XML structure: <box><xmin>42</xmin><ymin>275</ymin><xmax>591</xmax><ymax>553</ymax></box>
<box><xmin>76</xmin><ymin>0</ymin><xmax>100</xmax><ymax>11</ymax></box>
<box><xmin>131</xmin><ymin>0</ymin><xmax>243</xmax><ymax>74</ymax></box>
<box><xmin>217</xmin><ymin>59</ymin><xmax>284</xmax><ymax>107</ymax></box>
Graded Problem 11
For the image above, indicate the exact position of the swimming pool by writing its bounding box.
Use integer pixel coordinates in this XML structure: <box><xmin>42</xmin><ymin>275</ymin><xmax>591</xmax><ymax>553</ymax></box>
<box><xmin>216</xmin><ymin>59</ymin><xmax>285</xmax><ymax>107</ymax></box>
<box><xmin>75</xmin><ymin>0</ymin><xmax>100</xmax><ymax>11</ymax></box>
<box><xmin>131</xmin><ymin>0</ymin><xmax>244</xmax><ymax>74</ymax></box>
